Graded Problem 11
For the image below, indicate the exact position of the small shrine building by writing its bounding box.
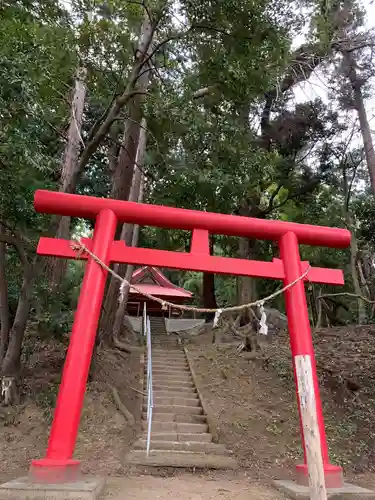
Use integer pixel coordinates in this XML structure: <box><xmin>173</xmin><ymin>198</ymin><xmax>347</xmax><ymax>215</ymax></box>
<box><xmin>127</xmin><ymin>266</ymin><xmax>192</xmax><ymax>317</ymax></box>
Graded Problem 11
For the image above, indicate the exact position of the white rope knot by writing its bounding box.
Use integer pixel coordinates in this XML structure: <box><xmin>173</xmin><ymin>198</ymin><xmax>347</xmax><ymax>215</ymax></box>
<box><xmin>161</xmin><ymin>301</ymin><xmax>168</xmax><ymax>311</ymax></box>
<box><xmin>213</xmin><ymin>309</ymin><xmax>222</xmax><ymax>328</ymax></box>
<box><xmin>71</xmin><ymin>238</ymin><xmax>86</xmax><ymax>259</ymax></box>
<box><xmin>258</xmin><ymin>301</ymin><xmax>268</xmax><ymax>336</ymax></box>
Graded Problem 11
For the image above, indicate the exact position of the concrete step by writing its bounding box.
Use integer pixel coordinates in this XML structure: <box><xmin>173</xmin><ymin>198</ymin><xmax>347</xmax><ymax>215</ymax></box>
<box><xmin>152</xmin><ymin>350</ymin><xmax>184</xmax><ymax>355</ymax></box>
<box><xmin>150</xmin><ymin>352</ymin><xmax>186</xmax><ymax>357</ymax></box>
<box><xmin>152</xmin><ymin>342</ymin><xmax>178</xmax><ymax>346</ymax></box>
<box><xmin>153</xmin><ymin>390</ymin><xmax>197</xmax><ymax>399</ymax></box>
<box><xmin>150</xmin><ymin>367</ymin><xmax>189</xmax><ymax>375</ymax></box>
<box><xmin>152</xmin><ymin>342</ymin><xmax>179</xmax><ymax>350</ymax></box>
<box><xmin>151</xmin><ymin>352</ymin><xmax>185</xmax><ymax>357</ymax></box>
<box><xmin>153</xmin><ymin>384</ymin><xmax>197</xmax><ymax>394</ymax></box>
<box><xmin>141</xmin><ymin>432</ymin><xmax>212</xmax><ymax>443</ymax></box>
<box><xmin>150</xmin><ymin>366</ymin><xmax>190</xmax><ymax>374</ymax></box>
<box><xmin>152</xmin><ymin>375</ymin><xmax>193</xmax><ymax>384</ymax></box>
<box><xmin>150</xmin><ymin>359</ymin><xmax>187</xmax><ymax>365</ymax></box>
<box><xmin>150</xmin><ymin>358</ymin><xmax>188</xmax><ymax>365</ymax></box>
<box><xmin>142</xmin><ymin>421</ymin><xmax>208</xmax><ymax>433</ymax></box>
<box><xmin>134</xmin><ymin>439</ymin><xmax>228</xmax><ymax>455</ymax></box>
<box><xmin>153</xmin><ymin>380</ymin><xmax>194</xmax><ymax>389</ymax></box>
<box><xmin>146</xmin><ymin>396</ymin><xmax>200</xmax><ymax>407</ymax></box>
<box><xmin>143</xmin><ymin>404</ymin><xmax>202</xmax><ymax>415</ymax></box>
<box><xmin>125</xmin><ymin>450</ymin><xmax>237</xmax><ymax>469</ymax></box>
<box><xmin>152</xmin><ymin>382</ymin><xmax>194</xmax><ymax>391</ymax></box>
<box><xmin>151</xmin><ymin>370</ymin><xmax>191</xmax><ymax>379</ymax></box>
<box><xmin>151</xmin><ymin>361</ymin><xmax>188</xmax><ymax>369</ymax></box>
<box><xmin>142</xmin><ymin>412</ymin><xmax>206</xmax><ymax>424</ymax></box>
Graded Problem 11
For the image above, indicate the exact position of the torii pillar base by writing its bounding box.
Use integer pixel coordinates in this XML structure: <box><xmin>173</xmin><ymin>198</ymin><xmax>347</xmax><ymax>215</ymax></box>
<box><xmin>29</xmin><ymin>458</ymin><xmax>81</xmax><ymax>483</ymax></box>
<box><xmin>0</xmin><ymin>475</ymin><xmax>104</xmax><ymax>500</ymax></box>
<box><xmin>296</xmin><ymin>463</ymin><xmax>344</xmax><ymax>488</ymax></box>
<box><xmin>274</xmin><ymin>479</ymin><xmax>375</xmax><ymax>499</ymax></box>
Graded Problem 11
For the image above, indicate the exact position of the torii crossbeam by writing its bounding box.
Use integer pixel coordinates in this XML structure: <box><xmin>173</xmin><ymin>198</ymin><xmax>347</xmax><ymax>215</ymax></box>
<box><xmin>30</xmin><ymin>190</ymin><xmax>351</xmax><ymax>488</ymax></box>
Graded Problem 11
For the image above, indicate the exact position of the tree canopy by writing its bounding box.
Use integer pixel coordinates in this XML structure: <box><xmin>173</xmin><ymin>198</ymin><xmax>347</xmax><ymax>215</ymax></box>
<box><xmin>1</xmin><ymin>0</ymin><xmax>375</xmax><ymax>384</ymax></box>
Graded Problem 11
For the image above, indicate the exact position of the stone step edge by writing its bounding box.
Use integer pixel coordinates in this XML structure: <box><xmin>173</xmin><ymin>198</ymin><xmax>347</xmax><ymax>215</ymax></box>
<box><xmin>144</xmin><ymin>396</ymin><xmax>200</xmax><ymax>403</ymax></box>
<box><xmin>125</xmin><ymin>450</ymin><xmax>237</xmax><ymax>469</ymax></box>
<box><xmin>134</xmin><ymin>439</ymin><xmax>228</xmax><ymax>454</ymax></box>
<box><xmin>141</xmin><ymin>423</ymin><xmax>208</xmax><ymax>432</ymax></box>
<box><xmin>152</xmin><ymin>385</ymin><xmax>197</xmax><ymax>391</ymax></box>
<box><xmin>142</xmin><ymin>405</ymin><xmax>203</xmax><ymax>414</ymax></box>
<box><xmin>141</xmin><ymin>412</ymin><xmax>207</xmax><ymax>423</ymax></box>
<box><xmin>150</xmin><ymin>392</ymin><xmax>198</xmax><ymax>398</ymax></box>
<box><xmin>141</xmin><ymin>432</ymin><xmax>212</xmax><ymax>442</ymax></box>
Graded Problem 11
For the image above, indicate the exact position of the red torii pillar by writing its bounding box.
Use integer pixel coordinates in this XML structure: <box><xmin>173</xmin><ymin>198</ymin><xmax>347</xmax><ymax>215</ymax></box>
<box><xmin>30</xmin><ymin>190</ymin><xmax>350</xmax><ymax>487</ymax></box>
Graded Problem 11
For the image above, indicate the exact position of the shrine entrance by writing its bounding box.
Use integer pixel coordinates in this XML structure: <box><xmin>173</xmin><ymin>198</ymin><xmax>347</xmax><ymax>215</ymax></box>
<box><xmin>30</xmin><ymin>189</ymin><xmax>350</xmax><ymax>489</ymax></box>
<box><xmin>127</xmin><ymin>266</ymin><xmax>193</xmax><ymax>317</ymax></box>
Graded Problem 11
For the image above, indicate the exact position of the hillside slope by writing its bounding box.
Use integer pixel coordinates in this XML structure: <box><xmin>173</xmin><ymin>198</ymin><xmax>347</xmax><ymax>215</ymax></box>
<box><xmin>0</xmin><ymin>340</ymin><xmax>142</xmax><ymax>482</ymax></box>
<box><xmin>186</xmin><ymin>325</ymin><xmax>375</xmax><ymax>482</ymax></box>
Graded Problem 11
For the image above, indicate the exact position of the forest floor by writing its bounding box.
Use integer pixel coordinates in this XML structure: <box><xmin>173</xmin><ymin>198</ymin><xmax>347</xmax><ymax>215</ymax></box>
<box><xmin>101</xmin><ymin>474</ymin><xmax>287</xmax><ymax>499</ymax></box>
<box><xmin>0</xmin><ymin>335</ymin><xmax>143</xmax><ymax>483</ymax></box>
<box><xmin>1</xmin><ymin>324</ymin><xmax>375</xmax><ymax>496</ymax></box>
<box><xmin>186</xmin><ymin>323</ymin><xmax>375</xmax><ymax>490</ymax></box>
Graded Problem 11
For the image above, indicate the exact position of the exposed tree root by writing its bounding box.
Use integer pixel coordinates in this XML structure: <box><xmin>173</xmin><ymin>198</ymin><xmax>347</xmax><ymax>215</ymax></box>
<box><xmin>113</xmin><ymin>336</ymin><xmax>144</xmax><ymax>353</ymax></box>
<box><xmin>111</xmin><ymin>386</ymin><xmax>135</xmax><ymax>425</ymax></box>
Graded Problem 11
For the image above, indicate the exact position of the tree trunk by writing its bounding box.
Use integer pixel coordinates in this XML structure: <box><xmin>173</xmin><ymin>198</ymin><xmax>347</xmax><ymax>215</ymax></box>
<box><xmin>342</xmin><ymin>163</ymin><xmax>367</xmax><ymax>324</ymax></box>
<box><xmin>343</xmin><ymin>50</ymin><xmax>375</xmax><ymax>196</ymax></box>
<box><xmin>98</xmin><ymin>16</ymin><xmax>154</xmax><ymax>337</ymax></box>
<box><xmin>0</xmin><ymin>255</ymin><xmax>39</xmax><ymax>405</ymax></box>
<box><xmin>49</xmin><ymin>66</ymin><xmax>87</xmax><ymax>287</ymax></box>
<box><xmin>0</xmin><ymin>226</ymin><xmax>10</xmax><ymax>364</ymax></box>
<box><xmin>203</xmin><ymin>273</ymin><xmax>217</xmax><ymax>322</ymax></box>
<box><xmin>238</xmin><ymin>237</ymin><xmax>258</xmax><ymax>325</ymax></box>
<box><xmin>348</xmin><ymin>216</ymin><xmax>366</xmax><ymax>324</ymax></box>
<box><xmin>359</xmin><ymin>246</ymin><xmax>375</xmax><ymax>307</ymax></box>
<box><xmin>202</xmin><ymin>236</ymin><xmax>217</xmax><ymax>322</ymax></box>
<box><xmin>112</xmin><ymin>218</ymin><xmax>143</xmax><ymax>340</ymax></box>
<box><xmin>101</xmin><ymin>120</ymin><xmax>147</xmax><ymax>342</ymax></box>
<box><xmin>1</xmin><ymin>268</ymin><xmax>34</xmax><ymax>377</ymax></box>
<box><xmin>110</xmin><ymin>14</ymin><xmax>153</xmax><ymax>215</ymax></box>
<box><xmin>0</xmin><ymin>228</ymin><xmax>42</xmax><ymax>403</ymax></box>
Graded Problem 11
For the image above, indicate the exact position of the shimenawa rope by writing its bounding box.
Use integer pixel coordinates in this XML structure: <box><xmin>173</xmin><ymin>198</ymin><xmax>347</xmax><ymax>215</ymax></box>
<box><xmin>71</xmin><ymin>239</ymin><xmax>310</xmax><ymax>326</ymax></box>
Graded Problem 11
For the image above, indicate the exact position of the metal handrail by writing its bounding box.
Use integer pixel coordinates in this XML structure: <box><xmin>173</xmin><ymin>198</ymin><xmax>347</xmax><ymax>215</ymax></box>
<box><xmin>144</xmin><ymin>304</ymin><xmax>153</xmax><ymax>457</ymax></box>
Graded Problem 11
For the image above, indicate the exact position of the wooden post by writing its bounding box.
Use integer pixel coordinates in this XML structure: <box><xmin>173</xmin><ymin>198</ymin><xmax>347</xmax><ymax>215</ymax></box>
<box><xmin>295</xmin><ymin>354</ymin><xmax>328</xmax><ymax>500</ymax></box>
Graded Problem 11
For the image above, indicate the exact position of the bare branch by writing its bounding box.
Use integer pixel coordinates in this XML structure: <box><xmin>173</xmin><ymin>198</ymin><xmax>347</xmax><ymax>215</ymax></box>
<box><xmin>267</xmin><ymin>183</ymin><xmax>283</xmax><ymax>212</ymax></box>
<box><xmin>0</xmin><ymin>232</ymin><xmax>30</xmax><ymax>269</ymax></box>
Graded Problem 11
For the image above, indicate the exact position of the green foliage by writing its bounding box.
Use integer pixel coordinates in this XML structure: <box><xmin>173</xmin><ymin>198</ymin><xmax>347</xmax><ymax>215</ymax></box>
<box><xmin>1</xmin><ymin>0</ymin><xmax>375</xmax><ymax>360</ymax></box>
<box><xmin>0</xmin><ymin>0</ymin><xmax>76</xmax><ymax>229</ymax></box>
<box><xmin>33</xmin><ymin>261</ymin><xmax>84</xmax><ymax>340</ymax></box>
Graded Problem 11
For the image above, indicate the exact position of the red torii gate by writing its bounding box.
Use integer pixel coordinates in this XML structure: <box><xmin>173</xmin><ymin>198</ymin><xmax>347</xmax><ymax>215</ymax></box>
<box><xmin>30</xmin><ymin>189</ymin><xmax>351</xmax><ymax>487</ymax></box>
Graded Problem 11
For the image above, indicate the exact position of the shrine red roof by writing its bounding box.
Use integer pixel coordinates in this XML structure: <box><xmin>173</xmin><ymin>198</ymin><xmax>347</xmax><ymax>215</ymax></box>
<box><xmin>130</xmin><ymin>266</ymin><xmax>192</xmax><ymax>299</ymax></box>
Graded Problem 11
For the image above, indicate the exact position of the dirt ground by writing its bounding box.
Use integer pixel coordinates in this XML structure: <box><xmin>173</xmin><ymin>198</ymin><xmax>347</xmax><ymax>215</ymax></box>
<box><xmin>186</xmin><ymin>343</ymin><xmax>301</xmax><ymax>481</ymax></box>
<box><xmin>102</xmin><ymin>474</ymin><xmax>288</xmax><ymax>499</ymax></box>
<box><xmin>186</xmin><ymin>324</ymin><xmax>375</xmax><ymax>476</ymax></box>
<box><xmin>2</xmin><ymin>324</ymin><xmax>375</xmax><ymax>494</ymax></box>
<box><xmin>0</xmin><ymin>341</ymin><xmax>142</xmax><ymax>483</ymax></box>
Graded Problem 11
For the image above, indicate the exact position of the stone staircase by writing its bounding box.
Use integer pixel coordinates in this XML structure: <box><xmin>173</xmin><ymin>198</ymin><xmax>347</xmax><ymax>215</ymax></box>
<box><xmin>149</xmin><ymin>316</ymin><xmax>167</xmax><ymax>335</ymax></box>
<box><xmin>125</xmin><ymin>318</ymin><xmax>236</xmax><ymax>469</ymax></box>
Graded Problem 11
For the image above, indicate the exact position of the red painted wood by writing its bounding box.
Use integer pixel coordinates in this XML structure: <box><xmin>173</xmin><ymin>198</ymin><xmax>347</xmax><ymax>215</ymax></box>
<box><xmin>34</xmin><ymin>190</ymin><xmax>351</xmax><ymax>248</ymax></box>
<box><xmin>37</xmin><ymin>237</ymin><xmax>344</xmax><ymax>285</ymax></box>
<box><xmin>190</xmin><ymin>229</ymin><xmax>210</xmax><ymax>254</ymax></box>
<box><xmin>280</xmin><ymin>231</ymin><xmax>343</xmax><ymax>486</ymax></box>
<box><xmin>30</xmin><ymin>209</ymin><xmax>117</xmax><ymax>481</ymax></box>
<box><xmin>32</xmin><ymin>189</ymin><xmax>349</xmax><ymax>485</ymax></box>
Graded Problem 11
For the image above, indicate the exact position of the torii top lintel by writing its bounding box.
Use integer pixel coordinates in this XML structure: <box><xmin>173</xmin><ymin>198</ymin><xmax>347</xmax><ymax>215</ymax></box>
<box><xmin>35</xmin><ymin>190</ymin><xmax>351</xmax><ymax>248</ymax></box>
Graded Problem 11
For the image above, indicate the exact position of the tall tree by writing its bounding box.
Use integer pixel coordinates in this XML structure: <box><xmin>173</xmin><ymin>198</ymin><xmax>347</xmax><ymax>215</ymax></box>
<box><xmin>0</xmin><ymin>0</ymin><xmax>76</xmax><ymax>396</ymax></box>
<box><xmin>110</xmin><ymin>122</ymin><xmax>147</xmax><ymax>345</ymax></box>
<box><xmin>49</xmin><ymin>65</ymin><xmax>87</xmax><ymax>287</ymax></box>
